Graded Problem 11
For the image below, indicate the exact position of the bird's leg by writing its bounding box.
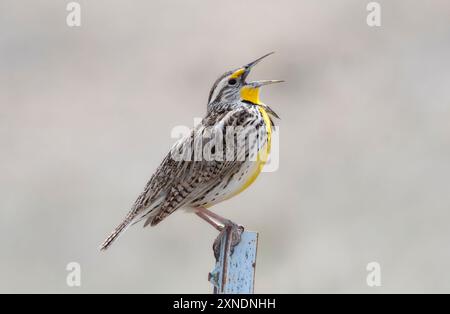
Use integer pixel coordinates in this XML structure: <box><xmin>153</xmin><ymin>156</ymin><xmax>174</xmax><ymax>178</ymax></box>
<box><xmin>195</xmin><ymin>209</ymin><xmax>223</xmax><ymax>231</ymax></box>
<box><xmin>195</xmin><ymin>207</ymin><xmax>244</xmax><ymax>260</ymax></box>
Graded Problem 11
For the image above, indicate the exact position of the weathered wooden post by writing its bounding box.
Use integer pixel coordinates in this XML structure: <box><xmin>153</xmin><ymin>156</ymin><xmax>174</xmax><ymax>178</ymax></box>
<box><xmin>208</xmin><ymin>231</ymin><xmax>258</xmax><ymax>294</ymax></box>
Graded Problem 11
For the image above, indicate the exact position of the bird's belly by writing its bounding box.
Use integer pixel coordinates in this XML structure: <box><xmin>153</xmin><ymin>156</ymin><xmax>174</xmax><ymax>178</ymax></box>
<box><xmin>201</xmin><ymin>145</ymin><xmax>269</xmax><ymax>208</ymax></box>
<box><xmin>190</xmin><ymin>106</ymin><xmax>273</xmax><ymax>209</ymax></box>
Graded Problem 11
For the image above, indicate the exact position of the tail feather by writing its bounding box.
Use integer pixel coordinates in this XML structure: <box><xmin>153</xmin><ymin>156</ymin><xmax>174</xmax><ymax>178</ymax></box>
<box><xmin>100</xmin><ymin>216</ymin><xmax>134</xmax><ymax>251</ymax></box>
<box><xmin>100</xmin><ymin>195</ymin><xmax>165</xmax><ymax>251</ymax></box>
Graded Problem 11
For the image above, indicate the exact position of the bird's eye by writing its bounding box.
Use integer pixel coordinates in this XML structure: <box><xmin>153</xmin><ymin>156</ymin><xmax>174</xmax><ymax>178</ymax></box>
<box><xmin>228</xmin><ymin>78</ymin><xmax>237</xmax><ymax>86</ymax></box>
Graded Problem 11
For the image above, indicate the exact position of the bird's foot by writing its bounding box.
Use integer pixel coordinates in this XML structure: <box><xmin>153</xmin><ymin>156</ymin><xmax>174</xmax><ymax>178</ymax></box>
<box><xmin>213</xmin><ymin>220</ymin><xmax>245</xmax><ymax>260</ymax></box>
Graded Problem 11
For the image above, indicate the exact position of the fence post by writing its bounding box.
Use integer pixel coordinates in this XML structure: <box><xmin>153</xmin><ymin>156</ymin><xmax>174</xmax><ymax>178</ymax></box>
<box><xmin>208</xmin><ymin>230</ymin><xmax>258</xmax><ymax>294</ymax></box>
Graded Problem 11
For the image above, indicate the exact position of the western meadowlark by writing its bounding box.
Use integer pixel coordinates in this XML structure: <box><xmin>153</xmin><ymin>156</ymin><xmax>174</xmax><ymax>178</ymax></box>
<box><xmin>100</xmin><ymin>52</ymin><xmax>282</xmax><ymax>255</ymax></box>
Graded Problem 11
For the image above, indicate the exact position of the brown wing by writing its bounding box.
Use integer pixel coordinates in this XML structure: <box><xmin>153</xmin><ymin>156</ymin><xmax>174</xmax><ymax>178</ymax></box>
<box><xmin>144</xmin><ymin>106</ymin><xmax>260</xmax><ymax>226</ymax></box>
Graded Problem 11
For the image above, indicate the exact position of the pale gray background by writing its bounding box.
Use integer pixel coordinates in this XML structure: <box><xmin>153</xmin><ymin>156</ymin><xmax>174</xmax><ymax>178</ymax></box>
<box><xmin>1</xmin><ymin>0</ymin><xmax>449</xmax><ymax>293</ymax></box>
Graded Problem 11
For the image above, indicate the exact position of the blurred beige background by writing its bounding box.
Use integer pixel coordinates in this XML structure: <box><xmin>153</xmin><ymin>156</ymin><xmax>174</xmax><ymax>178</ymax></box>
<box><xmin>1</xmin><ymin>0</ymin><xmax>450</xmax><ymax>293</ymax></box>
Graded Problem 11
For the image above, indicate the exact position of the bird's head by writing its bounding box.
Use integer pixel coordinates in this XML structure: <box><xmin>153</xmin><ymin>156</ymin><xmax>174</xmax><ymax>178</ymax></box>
<box><xmin>207</xmin><ymin>52</ymin><xmax>283</xmax><ymax>108</ymax></box>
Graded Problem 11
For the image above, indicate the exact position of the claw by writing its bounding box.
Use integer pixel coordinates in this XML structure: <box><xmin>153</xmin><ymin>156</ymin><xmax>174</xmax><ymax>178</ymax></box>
<box><xmin>213</xmin><ymin>221</ymin><xmax>245</xmax><ymax>260</ymax></box>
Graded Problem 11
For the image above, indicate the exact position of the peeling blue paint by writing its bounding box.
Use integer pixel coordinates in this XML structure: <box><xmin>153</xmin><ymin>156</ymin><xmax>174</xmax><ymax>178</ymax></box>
<box><xmin>209</xmin><ymin>231</ymin><xmax>258</xmax><ymax>294</ymax></box>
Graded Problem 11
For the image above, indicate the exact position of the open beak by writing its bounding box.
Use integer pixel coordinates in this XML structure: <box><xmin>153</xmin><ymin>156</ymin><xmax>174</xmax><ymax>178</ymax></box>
<box><xmin>244</xmin><ymin>52</ymin><xmax>275</xmax><ymax>69</ymax></box>
<box><xmin>231</xmin><ymin>52</ymin><xmax>283</xmax><ymax>105</ymax></box>
<box><xmin>246</xmin><ymin>79</ymin><xmax>284</xmax><ymax>88</ymax></box>
<box><xmin>241</xmin><ymin>52</ymin><xmax>283</xmax><ymax>88</ymax></box>
<box><xmin>241</xmin><ymin>52</ymin><xmax>275</xmax><ymax>82</ymax></box>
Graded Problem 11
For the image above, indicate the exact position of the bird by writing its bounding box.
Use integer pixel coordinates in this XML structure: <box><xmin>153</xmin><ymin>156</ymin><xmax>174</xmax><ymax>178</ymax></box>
<box><xmin>100</xmin><ymin>52</ymin><xmax>282</xmax><ymax>255</ymax></box>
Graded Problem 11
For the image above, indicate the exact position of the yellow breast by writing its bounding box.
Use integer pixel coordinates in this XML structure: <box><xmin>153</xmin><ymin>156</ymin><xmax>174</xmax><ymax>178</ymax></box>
<box><xmin>225</xmin><ymin>106</ymin><xmax>272</xmax><ymax>200</ymax></box>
